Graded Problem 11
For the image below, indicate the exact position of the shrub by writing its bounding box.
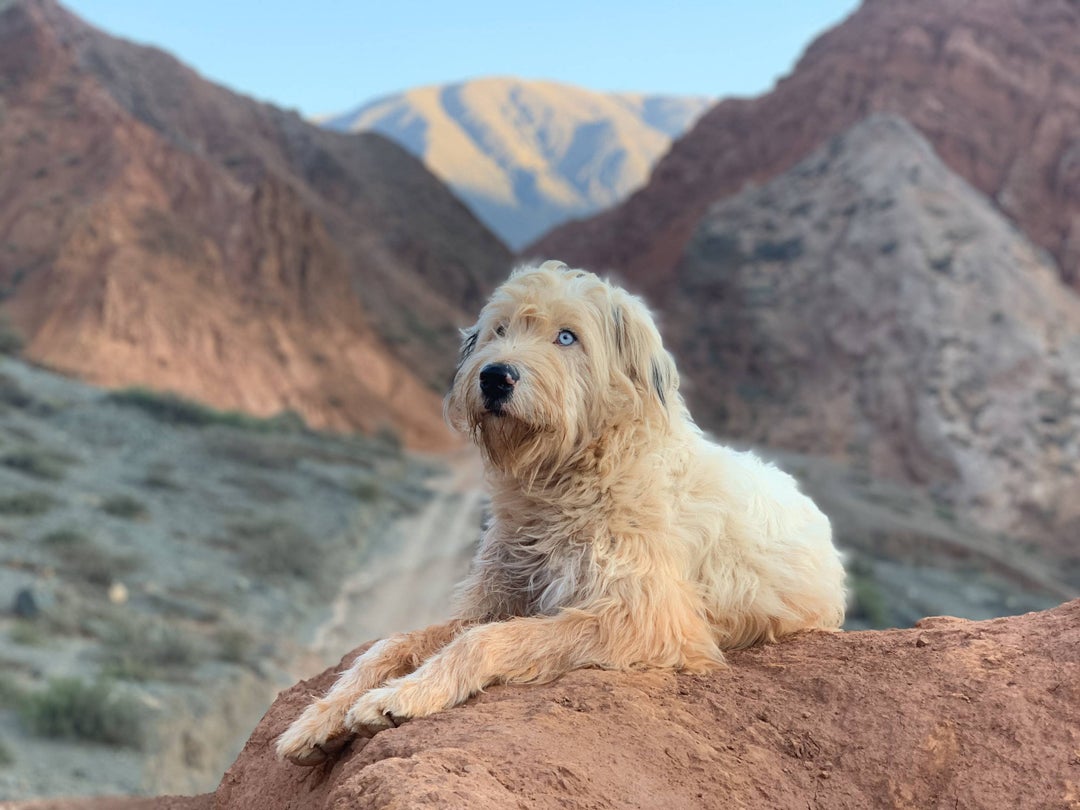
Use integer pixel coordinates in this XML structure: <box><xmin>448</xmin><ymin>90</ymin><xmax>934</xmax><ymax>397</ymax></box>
<box><xmin>214</xmin><ymin>625</ymin><xmax>256</xmax><ymax>665</ymax></box>
<box><xmin>2</xmin><ymin>449</ymin><xmax>71</xmax><ymax>481</ymax></box>
<box><xmin>56</xmin><ymin>541</ymin><xmax>140</xmax><ymax>588</ymax></box>
<box><xmin>229</xmin><ymin>520</ymin><xmax>324</xmax><ymax>584</ymax></box>
<box><xmin>0</xmin><ymin>373</ymin><xmax>33</xmax><ymax>409</ymax></box>
<box><xmin>0</xmin><ymin>675</ymin><xmax>27</xmax><ymax>707</ymax></box>
<box><xmin>40</xmin><ymin>527</ymin><xmax>90</xmax><ymax>548</ymax></box>
<box><xmin>753</xmin><ymin>237</ymin><xmax>804</xmax><ymax>262</ymax></box>
<box><xmin>107</xmin><ymin>388</ymin><xmax>304</xmax><ymax>433</ymax></box>
<box><xmin>100</xmin><ymin>495</ymin><xmax>148</xmax><ymax>520</ymax></box>
<box><xmin>0</xmin><ymin>492</ymin><xmax>55</xmax><ymax>516</ymax></box>
<box><xmin>850</xmin><ymin>576</ymin><xmax>888</xmax><ymax>628</ymax></box>
<box><xmin>351</xmin><ymin>477</ymin><xmax>382</xmax><ymax>501</ymax></box>
<box><xmin>0</xmin><ymin>316</ymin><xmax>23</xmax><ymax>356</ymax></box>
<box><xmin>141</xmin><ymin>469</ymin><xmax>180</xmax><ymax>490</ymax></box>
<box><xmin>99</xmin><ymin>617</ymin><xmax>205</xmax><ymax>681</ymax></box>
<box><xmin>10</xmin><ymin>619</ymin><xmax>45</xmax><ymax>646</ymax></box>
<box><xmin>18</xmin><ymin>678</ymin><xmax>145</xmax><ymax>748</ymax></box>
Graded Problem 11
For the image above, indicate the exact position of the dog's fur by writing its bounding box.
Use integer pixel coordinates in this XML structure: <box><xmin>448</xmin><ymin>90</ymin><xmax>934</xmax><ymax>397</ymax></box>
<box><xmin>277</xmin><ymin>262</ymin><xmax>846</xmax><ymax>765</ymax></box>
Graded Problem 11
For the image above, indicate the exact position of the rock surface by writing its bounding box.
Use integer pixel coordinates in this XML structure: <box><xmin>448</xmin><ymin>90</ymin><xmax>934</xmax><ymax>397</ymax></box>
<box><xmin>214</xmin><ymin>600</ymin><xmax>1080</xmax><ymax>809</ymax></box>
<box><xmin>0</xmin><ymin>0</ymin><xmax>512</xmax><ymax>447</ymax></box>
<box><xmin>531</xmin><ymin>0</ymin><xmax>1080</xmax><ymax>298</ymax></box>
<box><xmin>667</xmin><ymin>115</ymin><xmax>1080</xmax><ymax>568</ymax></box>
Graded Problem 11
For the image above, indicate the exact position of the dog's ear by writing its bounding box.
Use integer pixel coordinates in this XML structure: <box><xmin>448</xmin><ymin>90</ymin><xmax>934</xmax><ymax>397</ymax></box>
<box><xmin>537</xmin><ymin>259</ymin><xmax>569</xmax><ymax>273</ymax></box>
<box><xmin>611</xmin><ymin>290</ymin><xmax>678</xmax><ymax>411</ymax></box>
<box><xmin>456</xmin><ymin>326</ymin><xmax>479</xmax><ymax>374</ymax></box>
<box><xmin>445</xmin><ymin>326</ymin><xmax>479</xmax><ymax>431</ymax></box>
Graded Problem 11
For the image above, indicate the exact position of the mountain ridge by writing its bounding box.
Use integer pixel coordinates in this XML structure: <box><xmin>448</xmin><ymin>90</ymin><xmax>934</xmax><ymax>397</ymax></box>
<box><xmin>667</xmin><ymin>114</ymin><xmax>1080</xmax><ymax>567</ymax></box>
<box><xmin>0</xmin><ymin>0</ymin><xmax>513</xmax><ymax>446</ymax></box>
<box><xmin>323</xmin><ymin>77</ymin><xmax>711</xmax><ymax>248</ymax></box>
<box><xmin>531</xmin><ymin>0</ymin><xmax>1080</xmax><ymax>298</ymax></box>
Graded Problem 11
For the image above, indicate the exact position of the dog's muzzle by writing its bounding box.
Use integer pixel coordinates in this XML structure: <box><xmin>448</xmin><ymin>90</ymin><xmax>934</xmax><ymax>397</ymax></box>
<box><xmin>479</xmin><ymin>363</ymin><xmax>519</xmax><ymax>411</ymax></box>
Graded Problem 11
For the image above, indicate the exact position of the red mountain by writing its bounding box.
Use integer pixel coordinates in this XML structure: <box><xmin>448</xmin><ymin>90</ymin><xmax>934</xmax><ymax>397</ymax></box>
<box><xmin>0</xmin><ymin>0</ymin><xmax>512</xmax><ymax>446</ymax></box>
<box><xmin>531</xmin><ymin>0</ymin><xmax>1080</xmax><ymax>299</ymax></box>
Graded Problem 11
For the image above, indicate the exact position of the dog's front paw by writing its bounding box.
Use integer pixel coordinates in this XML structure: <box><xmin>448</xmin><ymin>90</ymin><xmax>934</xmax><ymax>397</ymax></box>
<box><xmin>344</xmin><ymin>686</ymin><xmax>403</xmax><ymax>737</ymax></box>
<box><xmin>276</xmin><ymin>701</ymin><xmax>354</xmax><ymax>767</ymax></box>
<box><xmin>345</xmin><ymin>678</ymin><xmax>456</xmax><ymax>737</ymax></box>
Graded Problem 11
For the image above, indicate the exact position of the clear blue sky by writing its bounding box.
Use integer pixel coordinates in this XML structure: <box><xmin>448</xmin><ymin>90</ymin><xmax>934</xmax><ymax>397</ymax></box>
<box><xmin>64</xmin><ymin>1</ymin><xmax>860</xmax><ymax>117</ymax></box>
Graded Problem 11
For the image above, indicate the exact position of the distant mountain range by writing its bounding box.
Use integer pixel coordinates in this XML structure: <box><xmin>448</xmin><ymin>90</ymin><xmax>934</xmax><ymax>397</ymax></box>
<box><xmin>321</xmin><ymin>78</ymin><xmax>712</xmax><ymax>249</ymax></box>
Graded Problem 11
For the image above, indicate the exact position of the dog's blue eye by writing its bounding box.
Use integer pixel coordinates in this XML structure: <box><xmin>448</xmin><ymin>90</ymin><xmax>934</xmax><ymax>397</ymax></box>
<box><xmin>556</xmin><ymin>329</ymin><xmax>577</xmax><ymax>346</ymax></box>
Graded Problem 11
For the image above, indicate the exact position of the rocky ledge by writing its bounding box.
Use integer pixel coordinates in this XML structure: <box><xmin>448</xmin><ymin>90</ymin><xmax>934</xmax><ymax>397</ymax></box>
<box><xmin>207</xmin><ymin>599</ymin><xmax>1079</xmax><ymax>809</ymax></box>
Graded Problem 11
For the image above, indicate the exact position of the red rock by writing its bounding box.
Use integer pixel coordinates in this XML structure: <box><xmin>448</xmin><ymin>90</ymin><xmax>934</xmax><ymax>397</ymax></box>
<box><xmin>0</xmin><ymin>0</ymin><xmax>512</xmax><ymax>447</ymax></box>
<box><xmin>665</xmin><ymin>115</ymin><xmax>1080</xmax><ymax>561</ymax></box>
<box><xmin>212</xmin><ymin>599</ymin><xmax>1080</xmax><ymax>809</ymax></box>
<box><xmin>531</xmin><ymin>0</ymin><xmax>1080</xmax><ymax>299</ymax></box>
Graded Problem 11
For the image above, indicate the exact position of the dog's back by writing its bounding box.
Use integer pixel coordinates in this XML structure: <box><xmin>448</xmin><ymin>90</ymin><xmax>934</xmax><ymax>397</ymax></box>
<box><xmin>685</xmin><ymin>441</ymin><xmax>846</xmax><ymax>648</ymax></box>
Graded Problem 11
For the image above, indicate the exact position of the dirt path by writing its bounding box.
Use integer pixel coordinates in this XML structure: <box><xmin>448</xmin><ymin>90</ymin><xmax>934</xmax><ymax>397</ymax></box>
<box><xmin>298</xmin><ymin>451</ymin><xmax>485</xmax><ymax>674</ymax></box>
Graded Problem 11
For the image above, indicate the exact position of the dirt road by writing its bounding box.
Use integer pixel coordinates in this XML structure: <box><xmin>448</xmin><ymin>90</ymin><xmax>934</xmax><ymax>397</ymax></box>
<box><xmin>301</xmin><ymin>451</ymin><xmax>486</xmax><ymax>672</ymax></box>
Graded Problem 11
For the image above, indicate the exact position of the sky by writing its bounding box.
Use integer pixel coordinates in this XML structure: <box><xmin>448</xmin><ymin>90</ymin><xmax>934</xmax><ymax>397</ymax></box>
<box><xmin>63</xmin><ymin>1</ymin><xmax>860</xmax><ymax>118</ymax></box>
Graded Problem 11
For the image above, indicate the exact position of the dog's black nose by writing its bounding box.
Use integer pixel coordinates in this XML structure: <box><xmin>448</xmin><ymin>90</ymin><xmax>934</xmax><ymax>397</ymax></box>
<box><xmin>479</xmin><ymin>363</ymin><xmax>519</xmax><ymax>405</ymax></box>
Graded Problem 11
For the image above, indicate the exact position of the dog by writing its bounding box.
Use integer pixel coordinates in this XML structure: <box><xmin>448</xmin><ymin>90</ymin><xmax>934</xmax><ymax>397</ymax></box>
<box><xmin>276</xmin><ymin>261</ymin><xmax>846</xmax><ymax>766</ymax></box>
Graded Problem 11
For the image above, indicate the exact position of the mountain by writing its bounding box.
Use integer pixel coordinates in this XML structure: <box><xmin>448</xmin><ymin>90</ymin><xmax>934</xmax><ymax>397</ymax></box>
<box><xmin>668</xmin><ymin>116</ymin><xmax>1080</xmax><ymax>570</ymax></box>
<box><xmin>531</xmin><ymin>0</ymin><xmax>1080</xmax><ymax>299</ymax></box>
<box><xmin>0</xmin><ymin>0</ymin><xmax>513</xmax><ymax>447</ymax></box>
<box><xmin>322</xmin><ymin>78</ymin><xmax>712</xmax><ymax>249</ymax></box>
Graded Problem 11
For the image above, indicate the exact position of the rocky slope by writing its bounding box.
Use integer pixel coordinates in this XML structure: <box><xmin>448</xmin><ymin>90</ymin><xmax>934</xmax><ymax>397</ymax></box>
<box><xmin>212</xmin><ymin>599</ymin><xmax>1080</xmax><ymax>809</ymax></box>
<box><xmin>0</xmin><ymin>356</ymin><xmax>440</xmax><ymax>799</ymax></box>
<box><xmin>531</xmin><ymin>0</ymin><xmax>1080</xmax><ymax>299</ymax></box>
<box><xmin>666</xmin><ymin>116</ymin><xmax>1080</xmax><ymax>572</ymax></box>
<box><xmin>323</xmin><ymin>78</ymin><xmax>711</xmax><ymax>249</ymax></box>
<box><xmin>0</xmin><ymin>0</ymin><xmax>512</xmax><ymax>446</ymax></box>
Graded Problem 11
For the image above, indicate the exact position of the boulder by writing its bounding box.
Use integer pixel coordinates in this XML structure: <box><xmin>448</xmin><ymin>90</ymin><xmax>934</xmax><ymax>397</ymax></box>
<box><xmin>214</xmin><ymin>600</ymin><xmax>1080</xmax><ymax>809</ymax></box>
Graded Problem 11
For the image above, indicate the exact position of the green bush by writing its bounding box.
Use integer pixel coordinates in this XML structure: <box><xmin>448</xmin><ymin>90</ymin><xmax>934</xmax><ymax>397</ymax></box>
<box><xmin>40</xmin><ymin>527</ymin><xmax>91</xmax><ymax>548</ymax></box>
<box><xmin>55</xmin><ymin>541</ymin><xmax>139</xmax><ymax>588</ymax></box>
<box><xmin>18</xmin><ymin>678</ymin><xmax>145</xmax><ymax>748</ymax></box>
<box><xmin>0</xmin><ymin>492</ymin><xmax>55</xmax><ymax>516</ymax></box>
<box><xmin>107</xmin><ymin>387</ymin><xmax>304</xmax><ymax>433</ymax></box>
<box><xmin>10</xmin><ymin>619</ymin><xmax>46</xmax><ymax>646</ymax></box>
<box><xmin>0</xmin><ymin>316</ymin><xmax>23</xmax><ymax>356</ymax></box>
<box><xmin>2</xmin><ymin>449</ymin><xmax>72</xmax><ymax>481</ymax></box>
<box><xmin>141</xmin><ymin>469</ymin><xmax>180</xmax><ymax>490</ymax></box>
<box><xmin>351</xmin><ymin>477</ymin><xmax>382</xmax><ymax>501</ymax></box>
<box><xmin>99</xmin><ymin>617</ymin><xmax>205</xmax><ymax>681</ymax></box>
<box><xmin>0</xmin><ymin>373</ymin><xmax>33</xmax><ymax>409</ymax></box>
<box><xmin>214</xmin><ymin>625</ymin><xmax>256</xmax><ymax>665</ymax></box>
<box><xmin>229</xmin><ymin>520</ymin><xmax>324</xmax><ymax>584</ymax></box>
<box><xmin>0</xmin><ymin>675</ymin><xmax>27</xmax><ymax>707</ymax></box>
<box><xmin>847</xmin><ymin>560</ymin><xmax>890</xmax><ymax>630</ymax></box>
<box><xmin>100</xmin><ymin>494</ymin><xmax>148</xmax><ymax>520</ymax></box>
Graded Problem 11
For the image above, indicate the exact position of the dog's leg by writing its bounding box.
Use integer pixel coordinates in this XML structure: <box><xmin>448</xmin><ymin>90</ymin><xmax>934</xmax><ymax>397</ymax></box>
<box><xmin>276</xmin><ymin>618</ymin><xmax>470</xmax><ymax>765</ymax></box>
<box><xmin>344</xmin><ymin>609</ymin><xmax>690</xmax><ymax>732</ymax></box>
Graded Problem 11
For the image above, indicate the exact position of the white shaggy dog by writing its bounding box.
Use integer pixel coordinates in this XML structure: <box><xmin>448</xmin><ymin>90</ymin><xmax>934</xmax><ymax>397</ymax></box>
<box><xmin>277</xmin><ymin>261</ymin><xmax>846</xmax><ymax>766</ymax></box>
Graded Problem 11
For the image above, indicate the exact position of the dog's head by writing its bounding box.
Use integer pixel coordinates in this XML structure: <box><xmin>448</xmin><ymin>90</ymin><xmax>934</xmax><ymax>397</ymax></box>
<box><xmin>445</xmin><ymin>261</ymin><xmax>679</xmax><ymax>479</ymax></box>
